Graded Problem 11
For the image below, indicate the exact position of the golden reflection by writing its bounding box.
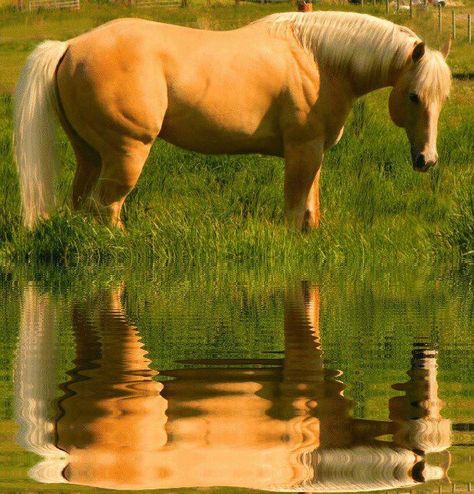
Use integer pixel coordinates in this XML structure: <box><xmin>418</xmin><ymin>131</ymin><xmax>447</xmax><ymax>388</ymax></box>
<box><xmin>14</xmin><ymin>282</ymin><xmax>451</xmax><ymax>491</ymax></box>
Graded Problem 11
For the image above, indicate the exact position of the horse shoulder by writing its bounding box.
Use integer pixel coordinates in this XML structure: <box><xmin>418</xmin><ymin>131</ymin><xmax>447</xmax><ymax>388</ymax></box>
<box><xmin>315</xmin><ymin>74</ymin><xmax>354</xmax><ymax>149</ymax></box>
<box><xmin>279</xmin><ymin>42</ymin><xmax>322</xmax><ymax>142</ymax></box>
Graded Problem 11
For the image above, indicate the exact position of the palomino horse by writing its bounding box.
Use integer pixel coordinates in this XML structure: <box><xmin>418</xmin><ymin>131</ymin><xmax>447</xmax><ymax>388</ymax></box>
<box><xmin>14</xmin><ymin>12</ymin><xmax>452</xmax><ymax>230</ymax></box>
<box><xmin>15</xmin><ymin>282</ymin><xmax>451</xmax><ymax>490</ymax></box>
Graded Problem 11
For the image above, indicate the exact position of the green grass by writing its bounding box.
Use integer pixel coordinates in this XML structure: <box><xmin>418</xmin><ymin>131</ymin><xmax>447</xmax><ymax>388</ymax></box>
<box><xmin>0</xmin><ymin>2</ymin><xmax>473</xmax><ymax>267</ymax></box>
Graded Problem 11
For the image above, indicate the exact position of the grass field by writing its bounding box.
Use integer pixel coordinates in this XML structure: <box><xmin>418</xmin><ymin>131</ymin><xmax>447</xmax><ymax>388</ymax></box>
<box><xmin>0</xmin><ymin>1</ymin><xmax>473</xmax><ymax>267</ymax></box>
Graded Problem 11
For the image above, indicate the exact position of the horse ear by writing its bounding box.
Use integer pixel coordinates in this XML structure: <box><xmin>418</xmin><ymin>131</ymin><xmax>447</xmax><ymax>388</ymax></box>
<box><xmin>441</xmin><ymin>35</ymin><xmax>452</xmax><ymax>59</ymax></box>
<box><xmin>412</xmin><ymin>42</ymin><xmax>425</xmax><ymax>63</ymax></box>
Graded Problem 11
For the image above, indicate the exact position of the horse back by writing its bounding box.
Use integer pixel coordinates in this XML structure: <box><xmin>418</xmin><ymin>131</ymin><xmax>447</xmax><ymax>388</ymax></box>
<box><xmin>57</xmin><ymin>18</ymin><xmax>321</xmax><ymax>155</ymax></box>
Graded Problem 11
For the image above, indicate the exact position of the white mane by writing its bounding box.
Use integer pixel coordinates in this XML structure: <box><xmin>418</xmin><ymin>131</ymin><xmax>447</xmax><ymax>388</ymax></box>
<box><xmin>259</xmin><ymin>12</ymin><xmax>428</xmax><ymax>89</ymax></box>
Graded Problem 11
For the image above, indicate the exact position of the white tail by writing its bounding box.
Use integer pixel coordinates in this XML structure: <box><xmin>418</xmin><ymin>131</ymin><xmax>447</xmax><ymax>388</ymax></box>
<box><xmin>14</xmin><ymin>285</ymin><xmax>61</xmax><ymax>456</ymax></box>
<box><xmin>14</xmin><ymin>40</ymin><xmax>69</xmax><ymax>228</ymax></box>
<box><xmin>14</xmin><ymin>284</ymin><xmax>69</xmax><ymax>484</ymax></box>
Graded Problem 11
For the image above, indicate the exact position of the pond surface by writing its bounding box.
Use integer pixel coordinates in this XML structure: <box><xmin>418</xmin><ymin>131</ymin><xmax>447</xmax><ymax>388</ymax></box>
<box><xmin>0</xmin><ymin>266</ymin><xmax>473</xmax><ymax>493</ymax></box>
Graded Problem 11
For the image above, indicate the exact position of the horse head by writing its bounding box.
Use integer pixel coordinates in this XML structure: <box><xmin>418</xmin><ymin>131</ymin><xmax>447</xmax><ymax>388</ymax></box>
<box><xmin>389</xmin><ymin>39</ymin><xmax>451</xmax><ymax>172</ymax></box>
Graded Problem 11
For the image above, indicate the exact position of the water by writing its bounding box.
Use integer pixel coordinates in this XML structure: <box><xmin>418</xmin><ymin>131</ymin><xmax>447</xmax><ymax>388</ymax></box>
<box><xmin>0</xmin><ymin>266</ymin><xmax>473</xmax><ymax>492</ymax></box>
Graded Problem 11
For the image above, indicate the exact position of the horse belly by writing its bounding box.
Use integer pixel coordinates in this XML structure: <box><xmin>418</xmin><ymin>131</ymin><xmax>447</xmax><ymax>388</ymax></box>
<box><xmin>159</xmin><ymin>78</ymin><xmax>283</xmax><ymax>156</ymax></box>
<box><xmin>160</xmin><ymin>110</ymin><xmax>282</xmax><ymax>155</ymax></box>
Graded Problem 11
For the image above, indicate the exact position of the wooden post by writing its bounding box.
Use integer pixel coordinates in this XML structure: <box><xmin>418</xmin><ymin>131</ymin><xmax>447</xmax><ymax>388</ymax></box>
<box><xmin>438</xmin><ymin>4</ymin><xmax>442</xmax><ymax>32</ymax></box>
<box><xmin>451</xmin><ymin>10</ymin><xmax>456</xmax><ymax>39</ymax></box>
<box><xmin>409</xmin><ymin>0</ymin><xmax>412</xmax><ymax>17</ymax></box>
<box><xmin>385</xmin><ymin>0</ymin><xmax>388</xmax><ymax>14</ymax></box>
<box><xmin>468</xmin><ymin>14</ymin><xmax>472</xmax><ymax>43</ymax></box>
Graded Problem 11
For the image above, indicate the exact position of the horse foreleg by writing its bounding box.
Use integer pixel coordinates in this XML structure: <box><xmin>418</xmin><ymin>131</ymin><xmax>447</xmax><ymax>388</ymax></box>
<box><xmin>88</xmin><ymin>143</ymin><xmax>151</xmax><ymax>229</ymax></box>
<box><xmin>305</xmin><ymin>167</ymin><xmax>322</xmax><ymax>230</ymax></box>
<box><xmin>284</xmin><ymin>139</ymin><xmax>324</xmax><ymax>232</ymax></box>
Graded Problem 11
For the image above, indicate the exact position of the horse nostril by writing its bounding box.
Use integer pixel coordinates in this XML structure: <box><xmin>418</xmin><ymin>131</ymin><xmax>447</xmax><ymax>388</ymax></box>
<box><xmin>415</xmin><ymin>154</ymin><xmax>426</xmax><ymax>170</ymax></box>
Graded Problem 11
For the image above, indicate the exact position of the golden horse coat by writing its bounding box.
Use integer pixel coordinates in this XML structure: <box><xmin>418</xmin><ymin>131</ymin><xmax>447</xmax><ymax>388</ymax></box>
<box><xmin>14</xmin><ymin>12</ymin><xmax>451</xmax><ymax>230</ymax></box>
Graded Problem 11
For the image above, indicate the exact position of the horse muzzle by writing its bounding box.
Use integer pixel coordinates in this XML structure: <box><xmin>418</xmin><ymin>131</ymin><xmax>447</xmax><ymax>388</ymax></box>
<box><xmin>411</xmin><ymin>149</ymin><xmax>438</xmax><ymax>173</ymax></box>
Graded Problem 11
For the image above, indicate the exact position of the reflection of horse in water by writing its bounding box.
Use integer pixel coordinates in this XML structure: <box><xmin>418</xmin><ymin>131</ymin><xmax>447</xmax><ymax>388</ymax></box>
<box><xmin>14</xmin><ymin>283</ymin><xmax>450</xmax><ymax>491</ymax></box>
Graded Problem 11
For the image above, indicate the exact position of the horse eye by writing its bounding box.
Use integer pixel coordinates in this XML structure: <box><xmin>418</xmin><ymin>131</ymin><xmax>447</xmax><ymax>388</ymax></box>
<box><xmin>409</xmin><ymin>93</ymin><xmax>420</xmax><ymax>104</ymax></box>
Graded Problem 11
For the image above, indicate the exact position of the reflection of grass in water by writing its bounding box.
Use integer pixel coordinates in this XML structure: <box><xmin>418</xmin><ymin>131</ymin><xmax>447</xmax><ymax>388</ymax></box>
<box><xmin>0</xmin><ymin>262</ymin><xmax>473</xmax><ymax>489</ymax></box>
<box><xmin>0</xmin><ymin>4</ymin><xmax>473</xmax><ymax>266</ymax></box>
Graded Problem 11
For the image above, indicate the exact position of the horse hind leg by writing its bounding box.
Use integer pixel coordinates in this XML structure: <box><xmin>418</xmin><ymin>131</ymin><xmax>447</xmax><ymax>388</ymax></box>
<box><xmin>71</xmin><ymin>138</ymin><xmax>102</xmax><ymax>211</ymax></box>
<box><xmin>88</xmin><ymin>143</ymin><xmax>152</xmax><ymax>229</ymax></box>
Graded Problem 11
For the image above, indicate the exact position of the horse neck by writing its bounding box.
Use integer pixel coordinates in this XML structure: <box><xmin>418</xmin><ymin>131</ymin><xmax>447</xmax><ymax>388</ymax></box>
<box><xmin>294</xmin><ymin>19</ymin><xmax>415</xmax><ymax>97</ymax></box>
<box><xmin>317</xmin><ymin>48</ymin><xmax>409</xmax><ymax>98</ymax></box>
<box><xmin>348</xmin><ymin>60</ymin><xmax>406</xmax><ymax>97</ymax></box>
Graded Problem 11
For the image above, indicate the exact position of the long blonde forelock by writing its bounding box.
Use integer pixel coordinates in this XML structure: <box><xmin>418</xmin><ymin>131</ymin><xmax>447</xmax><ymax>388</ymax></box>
<box><xmin>411</xmin><ymin>48</ymin><xmax>452</xmax><ymax>103</ymax></box>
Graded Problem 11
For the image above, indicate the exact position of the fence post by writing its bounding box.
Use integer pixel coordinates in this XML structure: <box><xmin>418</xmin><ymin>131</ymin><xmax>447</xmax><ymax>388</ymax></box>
<box><xmin>385</xmin><ymin>0</ymin><xmax>388</xmax><ymax>14</ymax></box>
<box><xmin>451</xmin><ymin>10</ymin><xmax>456</xmax><ymax>39</ymax></box>
<box><xmin>409</xmin><ymin>0</ymin><xmax>412</xmax><ymax>17</ymax></box>
<box><xmin>438</xmin><ymin>4</ymin><xmax>442</xmax><ymax>32</ymax></box>
<box><xmin>468</xmin><ymin>14</ymin><xmax>472</xmax><ymax>43</ymax></box>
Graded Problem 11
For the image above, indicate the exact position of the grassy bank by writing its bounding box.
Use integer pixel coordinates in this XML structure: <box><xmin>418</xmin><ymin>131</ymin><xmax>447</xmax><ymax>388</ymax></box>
<box><xmin>0</xmin><ymin>2</ymin><xmax>473</xmax><ymax>267</ymax></box>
